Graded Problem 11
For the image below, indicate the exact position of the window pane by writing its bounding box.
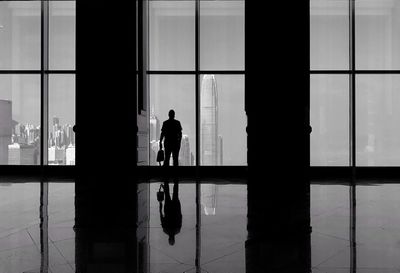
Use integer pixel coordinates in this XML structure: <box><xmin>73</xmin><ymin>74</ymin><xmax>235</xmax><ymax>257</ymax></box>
<box><xmin>310</xmin><ymin>75</ymin><xmax>349</xmax><ymax>166</ymax></box>
<box><xmin>49</xmin><ymin>1</ymin><xmax>76</xmax><ymax>70</ymax></box>
<box><xmin>356</xmin><ymin>0</ymin><xmax>400</xmax><ymax>70</ymax></box>
<box><xmin>48</xmin><ymin>75</ymin><xmax>75</xmax><ymax>166</ymax></box>
<box><xmin>200</xmin><ymin>1</ymin><xmax>244</xmax><ymax>70</ymax></box>
<box><xmin>310</xmin><ymin>0</ymin><xmax>349</xmax><ymax>70</ymax></box>
<box><xmin>356</xmin><ymin>75</ymin><xmax>400</xmax><ymax>166</ymax></box>
<box><xmin>0</xmin><ymin>75</ymin><xmax>40</xmax><ymax>165</ymax></box>
<box><xmin>311</xmin><ymin>184</ymin><xmax>350</xmax><ymax>268</ymax></box>
<box><xmin>150</xmin><ymin>75</ymin><xmax>195</xmax><ymax>166</ymax></box>
<box><xmin>149</xmin><ymin>1</ymin><xmax>195</xmax><ymax>70</ymax></box>
<box><xmin>200</xmin><ymin>75</ymin><xmax>245</xmax><ymax>165</ymax></box>
<box><xmin>0</xmin><ymin>1</ymin><xmax>40</xmax><ymax>70</ymax></box>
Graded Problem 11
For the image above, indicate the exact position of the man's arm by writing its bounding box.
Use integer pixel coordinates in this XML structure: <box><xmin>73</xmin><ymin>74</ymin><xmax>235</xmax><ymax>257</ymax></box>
<box><xmin>178</xmin><ymin>122</ymin><xmax>182</xmax><ymax>142</ymax></box>
<box><xmin>159</xmin><ymin>123</ymin><xmax>165</xmax><ymax>148</ymax></box>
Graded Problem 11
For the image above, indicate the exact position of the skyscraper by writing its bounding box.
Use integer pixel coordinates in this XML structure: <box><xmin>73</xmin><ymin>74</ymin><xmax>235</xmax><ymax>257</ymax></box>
<box><xmin>8</xmin><ymin>143</ymin><xmax>36</xmax><ymax>165</ymax></box>
<box><xmin>150</xmin><ymin>109</ymin><xmax>160</xmax><ymax>142</ymax></box>
<box><xmin>0</xmin><ymin>100</ymin><xmax>12</xmax><ymax>164</ymax></box>
<box><xmin>179</xmin><ymin>135</ymin><xmax>191</xmax><ymax>166</ymax></box>
<box><xmin>218</xmin><ymin>135</ymin><xmax>223</xmax><ymax>165</ymax></box>
<box><xmin>201</xmin><ymin>75</ymin><xmax>219</xmax><ymax>165</ymax></box>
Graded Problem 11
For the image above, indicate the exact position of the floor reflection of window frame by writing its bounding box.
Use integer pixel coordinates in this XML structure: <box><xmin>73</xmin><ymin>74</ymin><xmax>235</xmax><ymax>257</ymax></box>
<box><xmin>350</xmin><ymin>183</ymin><xmax>356</xmax><ymax>273</ymax></box>
<box><xmin>40</xmin><ymin>182</ymin><xmax>49</xmax><ymax>273</ymax></box>
<box><xmin>195</xmin><ymin>181</ymin><xmax>201</xmax><ymax>272</ymax></box>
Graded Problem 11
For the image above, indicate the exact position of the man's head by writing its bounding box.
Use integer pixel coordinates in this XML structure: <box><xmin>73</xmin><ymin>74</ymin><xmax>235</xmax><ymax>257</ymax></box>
<box><xmin>168</xmin><ymin>109</ymin><xmax>175</xmax><ymax>119</ymax></box>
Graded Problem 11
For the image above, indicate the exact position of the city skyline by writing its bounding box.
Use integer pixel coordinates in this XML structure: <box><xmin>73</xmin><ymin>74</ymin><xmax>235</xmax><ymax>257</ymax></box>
<box><xmin>0</xmin><ymin>98</ymin><xmax>75</xmax><ymax>165</ymax></box>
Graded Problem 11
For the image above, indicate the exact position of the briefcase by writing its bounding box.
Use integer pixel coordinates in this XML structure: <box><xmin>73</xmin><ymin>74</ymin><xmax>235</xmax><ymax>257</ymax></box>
<box><xmin>157</xmin><ymin>149</ymin><xmax>164</xmax><ymax>162</ymax></box>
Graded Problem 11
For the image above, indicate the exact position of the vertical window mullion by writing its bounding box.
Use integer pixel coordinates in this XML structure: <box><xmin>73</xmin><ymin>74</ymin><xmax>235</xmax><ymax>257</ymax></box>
<box><xmin>195</xmin><ymin>0</ymin><xmax>200</xmax><ymax>167</ymax></box>
<box><xmin>349</xmin><ymin>0</ymin><xmax>356</xmax><ymax>171</ymax></box>
<box><xmin>41</xmin><ymin>0</ymin><xmax>49</xmax><ymax>165</ymax></box>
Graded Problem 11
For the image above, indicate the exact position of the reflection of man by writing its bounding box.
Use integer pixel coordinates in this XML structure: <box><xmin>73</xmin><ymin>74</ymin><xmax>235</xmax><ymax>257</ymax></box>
<box><xmin>159</xmin><ymin>110</ymin><xmax>182</xmax><ymax>166</ymax></box>
<box><xmin>159</xmin><ymin>179</ymin><xmax>182</xmax><ymax>245</ymax></box>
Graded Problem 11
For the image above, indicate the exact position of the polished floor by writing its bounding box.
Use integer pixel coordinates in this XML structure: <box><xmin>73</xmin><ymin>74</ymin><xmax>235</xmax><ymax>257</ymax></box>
<box><xmin>0</xmin><ymin>180</ymin><xmax>400</xmax><ymax>272</ymax></box>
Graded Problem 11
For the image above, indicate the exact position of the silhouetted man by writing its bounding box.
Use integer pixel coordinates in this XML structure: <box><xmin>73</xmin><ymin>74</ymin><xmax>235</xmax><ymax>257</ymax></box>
<box><xmin>159</xmin><ymin>179</ymin><xmax>182</xmax><ymax>245</ymax></box>
<box><xmin>159</xmin><ymin>109</ymin><xmax>182</xmax><ymax>166</ymax></box>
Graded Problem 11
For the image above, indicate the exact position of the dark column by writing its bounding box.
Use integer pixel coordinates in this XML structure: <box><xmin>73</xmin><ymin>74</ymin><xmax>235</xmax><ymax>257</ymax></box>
<box><xmin>75</xmin><ymin>1</ymin><xmax>137</xmax><ymax>177</ymax></box>
<box><xmin>245</xmin><ymin>1</ymin><xmax>311</xmax><ymax>272</ymax></box>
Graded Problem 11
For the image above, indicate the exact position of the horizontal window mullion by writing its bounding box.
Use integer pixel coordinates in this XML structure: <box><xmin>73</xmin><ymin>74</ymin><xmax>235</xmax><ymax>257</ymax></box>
<box><xmin>147</xmin><ymin>70</ymin><xmax>245</xmax><ymax>74</ymax></box>
<box><xmin>310</xmin><ymin>70</ymin><xmax>400</xmax><ymax>74</ymax></box>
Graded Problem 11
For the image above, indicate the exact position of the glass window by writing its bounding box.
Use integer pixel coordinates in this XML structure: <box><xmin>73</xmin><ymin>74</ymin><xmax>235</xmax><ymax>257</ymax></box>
<box><xmin>48</xmin><ymin>75</ymin><xmax>75</xmax><ymax>166</ymax></box>
<box><xmin>149</xmin><ymin>1</ymin><xmax>195</xmax><ymax>70</ymax></box>
<box><xmin>356</xmin><ymin>75</ymin><xmax>400</xmax><ymax>166</ymax></box>
<box><xmin>310</xmin><ymin>75</ymin><xmax>349</xmax><ymax>166</ymax></box>
<box><xmin>0</xmin><ymin>1</ymin><xmax>41</xmax><ymax>70</ymax></box>
<box><xmin>149</xmin><ymin>75</ymin><xmax>196</xmax><ymax>166</ymax></box>
<box><xmin>0</xmin><ymin>75</ymin><xmax>40</xmax><ymax>165</ymax></box>
<box><xmin>310</xmin><ymin>0</ymin><xmax>349</xmax><ymax>70</ymax></box>
<box><xmin>356</xmin><ymin>0</ymin><xmax>400</xmax><ymax>70</ymax></box>
<box><xmin>49</xmin><ymin>1</ymin><xmax>76</xmax><ymax>70</ymax></box>
<box><xmin>200</xmin><ymin>1</ymin><xmax>244</xmax><ymax>70</ymax></box>
<box><xmin>199</xmin><ymin>74</ymin><xmax>246</xmax><ymax>165</ymax></box>
<box><xmin>148</xmin><ymin>0</ymin><xmax>246</xmax><ymax>166</ymax></box>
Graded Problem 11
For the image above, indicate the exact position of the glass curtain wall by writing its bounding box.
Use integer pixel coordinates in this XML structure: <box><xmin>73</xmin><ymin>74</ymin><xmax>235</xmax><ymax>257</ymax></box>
<box><xmin>311</xmin><ymin>0</ymin><xmax>400</xmax><ymax>166</ymax></box>
<box><xmin>0</xmin><ymin>1</ymin><xmax>76</xmax><ymax>166</ymax></box>
<box><xmin>148</xmin><ymin>0</ymin><xmax>246</xmax><ymax>166</ymax></box>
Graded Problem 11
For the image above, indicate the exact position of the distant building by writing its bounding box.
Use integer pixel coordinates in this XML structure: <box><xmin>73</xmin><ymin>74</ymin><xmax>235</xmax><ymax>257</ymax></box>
<box><xmin>179</xmin><ymin>135</ymin><xmax>191</xmax><ymax>166</ymax></box>
<box><xmin>150</xmin><ymin>140</ymin><xmax>159</xmax><ymax>166</ymax></box>
<box><xmin>0</xmin><ymin>100</ymin><xmax>12</xmax><ymax>164</ymax></box>
<box><xmin>66</xmin><ymin>125</ymin><xmax>75</xmax><ymax>146</ymax></box>
<box><xmin>48</xmin><ymin>146</ymin><xmax>66</xmax><ymax>165</ymax></box>
<box><xmin>150</xmin><ymin>111</ymin><xmax>160</xmax><ymax>142</ymax></box>
<box><xmin>66</xmin><ymin>144</ymin><xmax>75</xmax><ymax>165</ymax></box>
<box><xmin>218</xmin><ymin>135</ymin><xmax>223</xmax><ymax>165</ymax></box>
<box><xmin>8</xmin><ymin>143</ymin><xmax>36</xmax><ymax>165</ymax></box>
<box><xmin>201</xmin><ymin>75</ymin><xmax>221</xmax><ymax>165</ymax></box>
<box><xmin>53</xmin><ymin>117</ymin><xmax>59</xmax><ymax>126</ymax></box>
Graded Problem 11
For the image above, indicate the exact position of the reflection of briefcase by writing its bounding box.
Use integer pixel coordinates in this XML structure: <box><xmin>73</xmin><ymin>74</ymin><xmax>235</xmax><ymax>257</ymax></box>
<box><xmin>157</xmin><ymin>185</ymin><xmax>164</xmax><ymax>202</ymax></box>
<box><xmin>157</xmin><ymin>149</ymin><xmax>164</xmax><ymax>163</ymax></box>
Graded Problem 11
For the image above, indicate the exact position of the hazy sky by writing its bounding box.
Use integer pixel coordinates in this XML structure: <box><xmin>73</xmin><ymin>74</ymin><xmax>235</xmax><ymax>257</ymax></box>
<box><xmin>0</xmin><ymin>2</ymin><xmax>75</xmax><ymax>127</ymax></box>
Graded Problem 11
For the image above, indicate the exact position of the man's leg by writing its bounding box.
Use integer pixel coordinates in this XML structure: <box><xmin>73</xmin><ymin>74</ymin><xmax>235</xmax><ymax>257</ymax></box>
<box><xmin>172</xmin><ymin>146</ymin><xmax>180</xmax><ymax>166</ymax></box>
<box><xmin>163</xmin><ymin>181</ymin><xmax>171</xmax><ymax>202</ymax></box>
<box><xmin>164</xmin><ymin>147</ymin><xmax>172</xmax><ymax>166</ymax></box>
<box><xmin>172</xmin><ymin>179</ymin><xmax>179</xmax><ymax>201</ymax></box>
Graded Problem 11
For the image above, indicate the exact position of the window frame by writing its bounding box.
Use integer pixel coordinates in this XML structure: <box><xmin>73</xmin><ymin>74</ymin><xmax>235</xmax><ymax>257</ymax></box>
<box><xmin>147</xmin><ymin>0</ymin><xmax>246</xmax><ymax>166</ymax></box>
<box><xmin>0</xmin><ymin>0</ymin><xmax>76</xmax><ymax>166</ymax></box>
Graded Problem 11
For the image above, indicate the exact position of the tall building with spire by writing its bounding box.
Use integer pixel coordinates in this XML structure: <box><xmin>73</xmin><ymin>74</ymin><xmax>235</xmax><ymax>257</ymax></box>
<box><xmin>201</xmin><ymin>75</ymin><xmax>221</xmax><ymax>165</ymax></box>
